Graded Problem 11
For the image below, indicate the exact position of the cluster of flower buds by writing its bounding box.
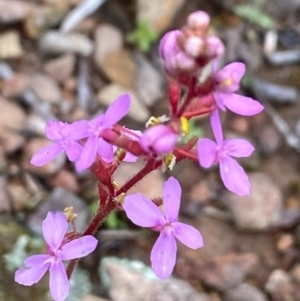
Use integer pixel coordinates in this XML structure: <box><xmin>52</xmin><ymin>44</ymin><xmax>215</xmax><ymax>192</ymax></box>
<box><xmin>159</xmin><ymin>11</ymin><xmax>224</xmax><ymax>82</ymax></box>
<box><xmin>15</xmin><ymin>10</ymin><xmax>264</xmax><ymax>301</ymax></box>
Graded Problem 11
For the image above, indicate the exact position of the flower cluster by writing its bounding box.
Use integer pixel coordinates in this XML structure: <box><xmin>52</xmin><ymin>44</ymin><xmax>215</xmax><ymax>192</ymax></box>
<box><xmin>15</xmin><ymin>10</ymin><xmax>265</xmax><ymax>301</ymax></box>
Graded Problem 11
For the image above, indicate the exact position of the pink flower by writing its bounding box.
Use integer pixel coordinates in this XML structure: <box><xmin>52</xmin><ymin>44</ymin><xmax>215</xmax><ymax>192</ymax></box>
<box><xmin>198</xmin><ymin>110</ymin><xmax>254</xmax><ymax>195</ymax></box>
<box><xmin>15</xmin><ymin>212</ymin><xmax>98</xmax><ymax>301</ymax></box>
<box><xmin>213</xmin><ymin>62</ymin><xmax>264</xmax><ymax>116</ymax></box>
<box><xmin>123</xmin><ymin>177</ymin><xmax>203</xmax><ymax>278</ymax></box>
<box><xmin>139</xmin><ymin>125</ymin><xmax>179</xmax><ymax>154</ymax></box>
<box><xmin>31</xmin><ymin>120</ymin><xmax>83</xmax><ymax>166</ymax></box>
<box><xmin>61</xmin><ymin>94</ymin><xmax>131</xmax><ymax>171</ymax></box>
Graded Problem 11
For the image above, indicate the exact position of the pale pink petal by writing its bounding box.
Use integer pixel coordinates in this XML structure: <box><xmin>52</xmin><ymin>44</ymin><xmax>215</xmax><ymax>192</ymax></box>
<box><xmin>224</xmin><ymin>139</ymin><xmax>254</xmax><ymax>158</ymax></box>
<box><xmin>103</xmin><ymin>93</ymin><xmax>131</xmax><ymax>127</ymax></box>
<box><xmin>45</xmin><ymin>121</ymin><xmax>64</xmax><ymax>140</ymax></box>
<box><xmin>42</xmin><ymin>212</ymin><xmax>68</xmax><ymax>250</ymax></box>
<box><xmin>66</xmin><ymin>142</ymin><xmax>83</xmax><ymax>162</ymax></box>
<box><xmin>150</xmin><ymin>230</ymin><xmax>177</xmax><ymax>279</ymax></box>
<box><xmin>197</xmin><ymin>138</ymin><xmax>217</xmax><ymax>168</ymax></box>
<box><xmin>49</xmin><ymin>260</ymin><xmax>69</xmax><ymax>301</ymax></box>
<box><xmin>123</xmin><ymin>152</ymin><xmax>138</xmax><ymax>162</ymax></box>
<box><xmin>222</xmin><ymin>93</ymin><xmax>264</xmax><ymax>116</ymax></box>
<box><xmin>172</xmin><ymin>222</ymin><xmax>204</xmax><ymax>249</ymax></box>
<box><xmin>123</xmin><ymin>193</ymin><xmax>165</xmax><ymax>227</ymax></box>
<box><xmin>219</xmin><ymin>156</ymin><xmax>250</xmax><ymax>196</ymax></box>
<box><xmin>163</xmin><ymin>177</ymin><xmax>181</xmax><ymax>222</ymax></box>
<box><xmin>60</xmin><ymin>120</ymin><xmax>90</xmax><ymax>141</ymax></box>
<box><xmin>30</xmin><ymin>143</ymin><xmax>64</xmax><ymax>166</ymax></box>
<box><xmin>213</xmin><ymin>92</ymin><xmax>226</xmax><ymax>111</ymax></box>
<box><xmin>75</xmin><ymin>136</ymin><xmax>99</xmax><ymax>171</ymax></box>
<box><xmin>15</xmin><ymin>254</ymin><xmax>51</xmax><ymax>286</ymax></box>
<box><xmin>214</xmin><ymin>62</ymin><xmax>245</xmax><ymax>93</ymax></box>
<box><xmin>60</xmin><ymin>236</ymin><xmax>98</xmax><ymax>260</ymax></box>
<box><xmin>210</xmin><ymin>109</ymin><xmax>223</xmax><ymax>145</ymax></box>
<box><xmin>97</xmin><ymin>138</ymin><xmax>114</xmax><ymax>163</ymax></box>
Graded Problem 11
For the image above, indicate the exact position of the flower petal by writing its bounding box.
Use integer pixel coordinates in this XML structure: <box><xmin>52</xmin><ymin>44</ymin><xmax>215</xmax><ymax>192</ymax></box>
<box><xmin>60</xmin><ymin>236</ymin><xmax>98</xmax><ymax>260</ymax></box>
<box><xmin>224</xmin><ymin>139</ymin><xmax>254</xmax><ymax>158</ymax></box>
<box><xmin>60</xmin><ymin>120</ymin><xmax>90</xmax><ymax>141</ymax></box>
<box><xmin>150</xmin><ymin>230</ymin><xmax>177</xmax><ymax>279</ymax></box>
<box><xmin>210</xmin><ymin>109</ymin><xmax>223</xmax><ymax>145</ymax></box>
<box><xmin>49</xmin><ymin>260</ymin><xmax>69</xmax><ymax>301</ymax></box>
<box><xmin>43</xmin><ymin>212</ymin><xmax>68</xmax><ymax>250</ymax></box>
<box><xmin>15</xmin><ymin>254</ymin><xmax>51</xmax><ymax>286</ymax></box>
<box><xmin>219</xmin><ymin>156</ymin><xmax>250</xmax><ymax>196</ymax></box>
<box><xmin>97</xmin><ymin>138</ymin><xmax>114</xmax><ymax>163</ymax></box>
<box><xmin>172</xmin><ymin>222</ymin><xmax>204</xmax><ymax>249</ymax></box>
<box><xmin>222</xmin><ymin>93</ymin><xmax>264</xmax><ymax>116</ymax></box>
<box><xmin>75</xmin><ymin>136</ymin><xmax>99</xmax><ymax>171</ymax></box>
<box><xmin>197</xmin><ymin>138</ymin><xmax>217</xmax><ymax>168</ymax></box>
<box><xmin>30</xmin><ymin>143</ymin><xmax>64</xmax><ymax>166</ymax></box>
<box><xmin>123</xmin><ymin>193</ymin><xmax>165</xmax><ymax>227</ymax></box>
<box><xmin>163</xmin><ymin>177</ymin><xmax>181</xmax><ymax>222</ymax></box>
<box><xmin>103</xmin><ymin>93</ymin><xmax>131</xmax><ymax>127</ymax></box>
<box><xmin>123</xmin><ymin>151</ymin><xmax>138</xmax><ymax>162</ymax></box>
<box><xmin>66</xmin><ymin>142</ymin><xmax>83</xmax><ymax>162</ymax></box>
<box><xmin>45</xmin><ymin>121</ymin><xmax>64</xmax><ymax>140</ymax></box>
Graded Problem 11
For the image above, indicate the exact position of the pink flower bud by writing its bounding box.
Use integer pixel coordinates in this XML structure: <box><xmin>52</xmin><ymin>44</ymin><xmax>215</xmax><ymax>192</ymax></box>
<box><xmin>187</xmin><ymin>11</ymin><xmax>210</xmax><ymax>30</ymax></box>
<box><xmin>184</xmin><ymin>36</ymin><xmax>204</xmax><ymax>57</ymax></box>
<box><xmin>205</xmin><ymin>36</ymin><xmax>225</xmax><ymax>58</ymax></box>
<box><xmin>159</xmin><ymin>30</ymin><xmax>181</xmax><ymax>60</ymax></box>
<box><xmin>139</xmin><ymin>125</ymin><xmax>178</xmax><ymax>154</ymax></box>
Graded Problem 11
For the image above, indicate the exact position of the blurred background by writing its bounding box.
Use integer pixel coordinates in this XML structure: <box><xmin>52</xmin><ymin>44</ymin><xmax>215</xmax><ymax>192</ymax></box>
<box><xmin>1</xmin><ymin>0</ymin><xmax>300</xmax><ymax>300</ymax></box>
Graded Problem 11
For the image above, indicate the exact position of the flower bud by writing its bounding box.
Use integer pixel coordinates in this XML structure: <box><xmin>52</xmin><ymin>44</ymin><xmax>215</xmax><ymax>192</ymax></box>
<box><xmin>139</xmin><ymin>125</ymin><xmax>178</xmax><ymax>154</ymax></box>
<box><xmin>187</xmin><ymin>11</ymin><xmax>210</xmax><ymax>30</ymax></box>
<box><xmin>184</xmin><ymin>36</ymin><xmax>204</xmax><ymax>57</ymax></box>
<box><xmin>204</xmin><ymin>36</ymin><xmax>225</xmax><ymax>58</ymax></box>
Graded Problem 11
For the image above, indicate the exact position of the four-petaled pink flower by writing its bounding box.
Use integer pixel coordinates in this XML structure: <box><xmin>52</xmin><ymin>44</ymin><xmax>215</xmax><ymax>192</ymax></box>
<box><xmin>61</xmin><ymin>93</ymin><xmax>131</xmax><ymax>171</ymax></box>
<box><xmin>123</xmin><ymin>176</ymin><xmax>203</xmax><ymax>279</ymax></box>
<box><xmin>31</xmin><ymin>120</ymin><xmax>83</xmax><ymax>166</ymax></box>
<box><xmin>198</xmin><ymin>110</ymin><xmax>254</xmax><ymax>196</ymax></box>
<box><xmin>15</xmin><ymin>212</ymin><xmax>98</xmax><ymax>301</ymax></box>
<box><xmin>213</xmin><ymin>62</ymin><xmax>264</xmax><ymax>116</ymax></box>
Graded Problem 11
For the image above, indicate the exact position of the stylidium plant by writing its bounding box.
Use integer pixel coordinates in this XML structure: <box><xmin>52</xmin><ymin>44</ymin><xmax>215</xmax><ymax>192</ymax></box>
<box><xmin>14</xmin><ymin>10</ymin><xmax>264</xmax><ymax>301</ymax></box>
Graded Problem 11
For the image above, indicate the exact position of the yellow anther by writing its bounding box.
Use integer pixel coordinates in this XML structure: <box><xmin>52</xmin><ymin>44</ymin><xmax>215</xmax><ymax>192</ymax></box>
<box><xmin>180</xmin><ymin>116</ymin><xmax>190</xmax><ymax>136</ymax></box>
<box><xmin>115</xmin><ymin>148</ymin><xmax>126</xmax><ymax>161</ymax></box>
<box><xmin>221</xmin><ymin>78</ymin><xmax>233</xmax><ymax>87</ymax></box>
<box><xmin>114</xmin><ymin>192</ymin><xmax>125</xmax><ymax>205</ymax></box>
<box><xmin>63</xmin><ymin>207</ymin><xmax>77</xmax><ymax>223</ymax></box>
<box><xmin>163</xmin><ymin>153</ymin><xmax>176</xmax><ymax>171</ymax></box>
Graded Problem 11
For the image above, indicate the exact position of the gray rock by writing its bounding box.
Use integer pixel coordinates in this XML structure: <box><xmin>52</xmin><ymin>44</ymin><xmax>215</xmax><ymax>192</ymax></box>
<box><xmin>97</xmin><ymin>84</ymin><xmax>150</xmax><ymax>123</ymax></box>
<box><xmin>223</xmin><ymin>172</ymin><xmax>283</xmax><ymax>231</ymax></box>
<box><xmin>0</xmin><ymin>0</ymin><xmax>33</xmax><ymax>24</ymax></box>
<box><xmin>134</xmin><ymin>53</ymin><xmax>164</xmax><ymax>107</ymax></box>
<box><xmin>30</xmin><ymin>73</ymin><xmax>62</xmax><ymax>104</ymax></box>
<box><xmin>224</xmin><ymin>284</ymin><xmax>268</xmax><ymax>301</ymax></box>
<box><xmin>39</xmin><ymin>31</ymin><xmax>94</xmax><ymax>56</ymax></box>
<box><xmin>94</xmin><ymin>24</ymin><xmax>123</xmax><ymax>67</ymax></box>
<box><xmin>0</xmin><ymin>31</ymin><xmax>23</xmax><ymax>59</ymax></box>
<box><xmin>100</xmin><ymin>257</ymin><xmax>210</xmax><ymax>301</ymax></box>
<box><xmin>137</xmin><ymin>0</ymin><xmax>186</xmax><ymax>34</ymax></box>
<box><xmin>27</xmin><ymin>187</ymin><xmax>88</xmax><ymax>235</ymax></box>
<box><xmin>0</xmin><ymin>176</ymin><xmax>10</xmax><ymax>212</ymax></box>
<box><xmin>198</xmin><ymin>253</ymin><xmax>258</xmax><ymax>291</ymax></box>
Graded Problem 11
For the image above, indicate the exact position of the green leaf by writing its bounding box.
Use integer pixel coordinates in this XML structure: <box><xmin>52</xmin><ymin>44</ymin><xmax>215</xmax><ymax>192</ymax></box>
<box><xmin>127</xmin><ymin>19</ymin><xmax>159</xmax><ymax>52</ymax></box>
<box><xmin>234</xmin><ymin>4</ymin><xmax>274</xmax><ymax>29</ymax></box>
